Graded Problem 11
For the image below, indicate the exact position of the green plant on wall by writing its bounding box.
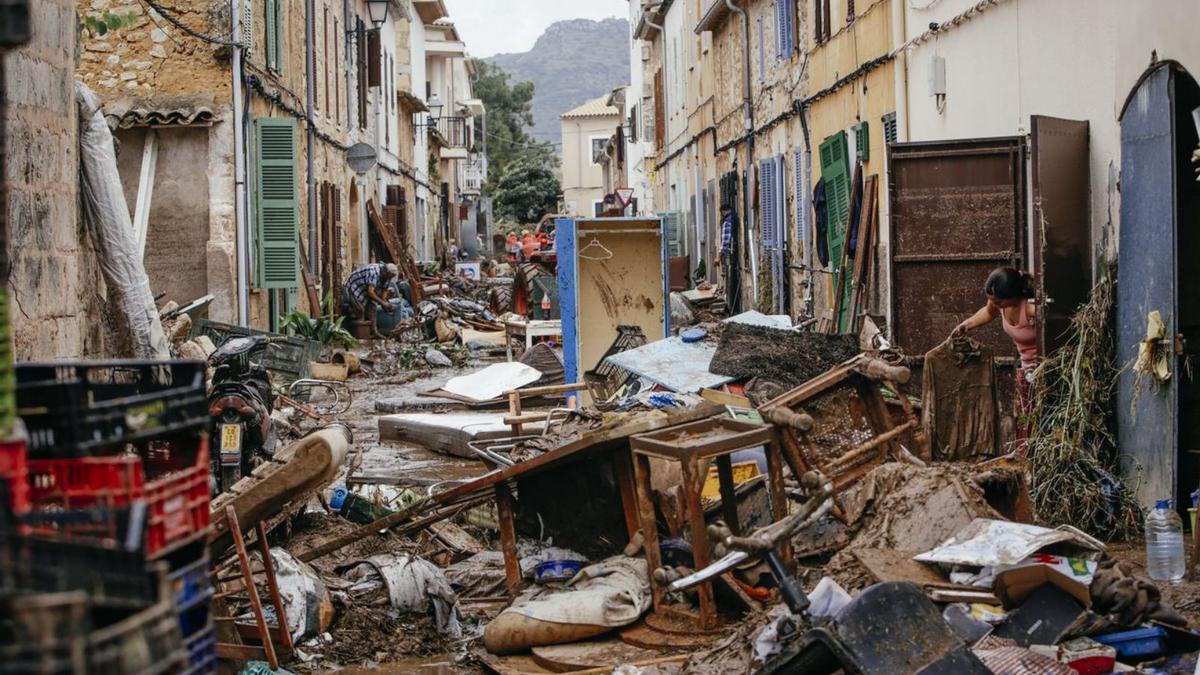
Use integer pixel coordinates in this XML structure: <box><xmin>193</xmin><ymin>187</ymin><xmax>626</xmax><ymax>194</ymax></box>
<box><xmin>279</xmin><ymin>294</ymin><xmax>358</xmax><ymax>349</ymax></box>
<box><xmin>81</xmin><ymin>11</ymin><xmax>141</xmax><ymax>37</ymax></box>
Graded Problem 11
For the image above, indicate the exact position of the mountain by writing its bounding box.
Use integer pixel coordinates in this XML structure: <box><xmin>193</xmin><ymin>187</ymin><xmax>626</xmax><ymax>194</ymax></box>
<box><xmin>487</xmin><ymin>18</ymin><xmax>631</xmax><ymax>146</ymax></box>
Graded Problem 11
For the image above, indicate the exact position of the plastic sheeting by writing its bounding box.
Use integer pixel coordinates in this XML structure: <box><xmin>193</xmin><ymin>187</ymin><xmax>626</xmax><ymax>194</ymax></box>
<box><xmin>76</xmin><ymin>84</ymin><xmax>169</xmax><ymax>359</ymax></box>
<box><xmin>269</xmin><ymin>548</ymin><xmax>331</xmax><ymax>642</ymax></box>
<box><xmin>914</xmin><ymin>519</ymin><xmax>1106</xmax><ymax>568</ymax></box>
<box><xmin>339</xmin><ymin>553</ymin><xmax>462</xmax><ymax>637</ymax></box>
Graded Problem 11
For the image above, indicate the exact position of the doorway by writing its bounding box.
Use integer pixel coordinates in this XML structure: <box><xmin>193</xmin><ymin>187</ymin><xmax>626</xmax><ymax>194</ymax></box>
<box><xmin>1116</xmin><ymin>63</ymin><xmax>1200</xmax><ymax>509</ymax></box>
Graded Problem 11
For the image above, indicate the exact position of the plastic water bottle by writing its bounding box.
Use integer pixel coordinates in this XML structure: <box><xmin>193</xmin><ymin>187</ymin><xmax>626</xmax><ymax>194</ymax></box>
<box><xmin>1146</xmin><ymin>499</ymin><xmax>1186</xmax><ymax>582</ymax></box>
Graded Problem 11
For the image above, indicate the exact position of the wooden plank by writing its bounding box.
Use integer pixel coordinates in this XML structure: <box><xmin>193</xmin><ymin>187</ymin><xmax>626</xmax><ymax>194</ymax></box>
<box><xmin>134</xmin><ymin>129</ymin><xmax>158</xmax><ymax>260</ymax></box>
<box><xmin>226</xmin><ymin>507</ymin><xmax>277</xmax><ymax>669</ymax></box>
<box><xmin>504</xmin><ymin>382</ymin><xmax>586</xmax><ymax>397</ymax></box>
<box><xmin>846</xmin><ymin>175</ymin><xmax>878</xmax><ymax>333</ymax></box>
<box><xmin>715</xmin><ymin>455</ymin><xmax>740</xmax><ymax>536</ymax></box>
<box><xmin>633</xmin><ymin>454</ymin><xmax>665</xmax><ymax>610</ymax></box>
<box><xmin>700</xmin><ymin>387</ymin><xmax>754</xmax><ymax>408</ymax></box>
<box><xmin>680</xmin><ymin>458</ymin><xmax>718</xmax><ymax>630</ymax></box>
<box><xmin>255</xmin><ymin>522</ymin><xmax>294</xmax><ymax>654</ymax></box>
<box><xmin>495</xmin><ymin>483</ymin><xmax>521</xmax><ymax>594</ymax></box>
<box><xmin>503</xmin><ymin>412</ymin><xmax>552</xmax><ymax>426</ymax></box>
<box><xmin>766</xmin><ymin>436</ymin><xmax>793</xmax><ymax>568</ymax></box>
<box><xmin>612</xmin><ymin>447</ymin><xmax>642</xmax><ymax>540</ymax></box>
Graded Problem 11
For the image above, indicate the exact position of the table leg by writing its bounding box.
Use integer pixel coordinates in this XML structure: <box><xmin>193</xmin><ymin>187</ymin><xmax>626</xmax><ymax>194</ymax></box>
<box><xmin>715</xmin><ymin>455</ymin><xmax>740</xmax><ymax>536</ymax></box>
<box><xmin>767</xmin><ymin>436</ymin><xmax>794</xmax><ymax>568</ymax></box>
<box><xmin>681</xmin><ymin>458</ymin><xmax>718</xmax><ymax>630</ymax></box>
<box><xmin>632</xmin><ymin>453</ymin><xmax>665</xmax><ymax>610</ymax></box>
<box><xmin>505</xmin><ymin>326</ymin><xmax>514</xmax><ymax>361</ymax></box>
<box><xmin>613</xmin><ymin>448</ymin><xmax>642</xmax><ymax>540</ymax></box>
<box><xmin>495</xmin><ymin>483</ymin><xmax>522</xmax><ymax>594</ymax></box>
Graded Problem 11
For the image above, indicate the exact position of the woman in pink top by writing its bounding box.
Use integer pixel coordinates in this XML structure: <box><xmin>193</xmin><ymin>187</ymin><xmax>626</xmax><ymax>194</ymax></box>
<box><xmin>952</xmin><ymin>267</ymin><xmax>1039</xmax><ymax>451</ymax></box>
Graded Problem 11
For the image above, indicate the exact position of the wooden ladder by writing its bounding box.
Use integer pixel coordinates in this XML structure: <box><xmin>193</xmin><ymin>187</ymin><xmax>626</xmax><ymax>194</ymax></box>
<box><xmin>210</xmin><ymin>506</ymin><xmax>294</xmax><ymax>670</ymax></box>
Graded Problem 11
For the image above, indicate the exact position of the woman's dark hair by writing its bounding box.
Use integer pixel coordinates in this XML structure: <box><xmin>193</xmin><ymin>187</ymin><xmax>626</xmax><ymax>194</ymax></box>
<box><xmin>985</xmin><ymin>267</ymin><xmax>1035</xmax><ymax>300</ymax></box>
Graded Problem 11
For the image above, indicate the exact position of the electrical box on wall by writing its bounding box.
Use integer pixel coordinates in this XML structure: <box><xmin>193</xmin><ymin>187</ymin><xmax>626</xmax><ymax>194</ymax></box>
<box><xmin>928</xmin><ymin>56</ymin><xmax>947</xmax><ymax>96</ymax></box>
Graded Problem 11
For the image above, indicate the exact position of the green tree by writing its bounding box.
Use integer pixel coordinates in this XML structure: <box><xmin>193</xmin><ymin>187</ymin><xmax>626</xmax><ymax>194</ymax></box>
<box><xmin>493</xmin><ymin>156</ymin><xmax>561</xmax><ymax>225</ymax></box>
<box><xmin>471</xmin><ymin>59</ymin><xmax>558</xmax><ymax>185</ymax></box>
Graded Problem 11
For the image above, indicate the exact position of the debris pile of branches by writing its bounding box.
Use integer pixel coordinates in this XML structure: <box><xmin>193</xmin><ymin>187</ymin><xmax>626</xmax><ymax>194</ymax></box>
<box><xmin>1026</xmin><ymin>266</ymin><xmax>1141</xmax><ymax>540</ymax></box>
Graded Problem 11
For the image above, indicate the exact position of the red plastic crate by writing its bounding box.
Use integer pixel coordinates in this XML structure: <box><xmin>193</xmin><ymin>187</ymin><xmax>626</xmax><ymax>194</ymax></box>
<box><xmin>26</xmin><ymin>436</ymin><xmax>211</xmax><ymax>558</ymax></box>
<box><xmin>0</xmin><ymin>439</ymin><xmax>30</xmax><ymax>516</ymax></box>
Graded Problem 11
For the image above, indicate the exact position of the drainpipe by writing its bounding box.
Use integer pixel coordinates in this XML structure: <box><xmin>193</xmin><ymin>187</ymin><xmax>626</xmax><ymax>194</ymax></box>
<box><xmin>887</xmin><ymin>0</ymin><xmax>907</xmax><ymax>334</ymax></box>
<box><xmin>725</xmin><ymin>0</ymin><xmax>757</xmax><ymax>307</ymax></box>
<box><xmin>232</xmin><ymin>0</ymin><xmax>250</xmax><ymax>325</ymax></box>
<box><xmin>799</xmin><ymin>103</ymin><xmax>814</xmax><ymax>319</ymax></box>
<box><xmin>305</xmin><ymin>0</ymin><xmax>318</xmax><ymax>279</ymax></box>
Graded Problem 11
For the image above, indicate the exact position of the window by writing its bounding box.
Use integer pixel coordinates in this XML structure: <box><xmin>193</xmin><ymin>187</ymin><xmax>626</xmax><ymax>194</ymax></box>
<box><xmin>265</xmin><ymin>0</ymin><xmax>283</xmax><ymax>71</ymax></box>
<box><xmin>592</xmin><ymin>200</ymin><xmax>604</xmax><ymax>217</ymax></box>
<box><xmin>776</xmin><ymin>0</ymin><xmax>797</xmax><ymax>59</ymax></box>
<box><xmin>814</xmin><ymin>0</ymin><xmax>831</xmax><ymax>44</ymax></box>
<box><xmin>881</xmin><ymin>111</ymin><xmax>898</xmax><ymax>146</ymax></box>
<box><xmin>847</xmin><ymin>0</ymin><xmax>856</xmax><ymax>21</ymax></box>
<box><xmin>757</xmin><ymin>17</ymin><xmax>765</xmax><ymax>80</ymax></box>
<box><xmin>590</xmin><ymin>136</ymin><xmax>608</xmax><ymax>165</ymax></box>
<box><xmin>334</xmin><ymin>18</ymin><xmax>341</xmax><ymax>123</ymax></box>
<box><xmin>253</xmin><ymin>117</ymin><xmax>299</xmax><ymax>289</ymax></box>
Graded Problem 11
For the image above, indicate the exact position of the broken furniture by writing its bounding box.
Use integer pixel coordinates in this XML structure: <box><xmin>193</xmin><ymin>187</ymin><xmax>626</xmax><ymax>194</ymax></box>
<box><xmin>190</xmin><ymin>319</ymin><xmax>322</xmax><ymax>387</ymax></box>
<box><xmin>211</xmin><ymin>506</ymin><xmax>292</xmax><ymax>669</ymax></box>
<box><xmin>758</xmin><ymin>356</ymin><xmax>926</xmax><ymax>499</ymax></box>
<box><xmin>555</xmin><ymin>217</ymin><xmax>669</xmax><ymax>403</ymax></box>
<box><xmin>629</xmin><ymin>416</ymin><xmax>791</xmax><ymax>630</ymax></box>
<box><xmin>758</xmin><ymin>582</ymin><xmax>991</xmax><ymax>674</ymax></box>
<box><xmin>503</xmin><ymin>318</ymin><xmax>562</xmax><ymax>361</ymax></box>
<box><xmin>505</xmin><ymin>382</ymin><xmax>583</xmax><ymax>436</ymax></box>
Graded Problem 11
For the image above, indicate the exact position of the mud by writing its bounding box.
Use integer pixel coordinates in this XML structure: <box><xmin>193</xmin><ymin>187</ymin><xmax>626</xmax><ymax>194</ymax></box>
<box><xmin>709</xmin><ymin>323</ymin><xmax>859</xmax><ymax>390</ymax></box>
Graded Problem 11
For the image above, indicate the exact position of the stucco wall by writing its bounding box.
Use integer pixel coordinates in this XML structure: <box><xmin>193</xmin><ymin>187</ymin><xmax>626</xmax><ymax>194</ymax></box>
<box><xmin>7</xmin><ymin>0</ymin><xmax>108</xmax><ymax>360</ymax></box>
<box><xmin>561</xmin><ymin>115</ymin><xmax>618</xmax><ymax>216</ymax></box>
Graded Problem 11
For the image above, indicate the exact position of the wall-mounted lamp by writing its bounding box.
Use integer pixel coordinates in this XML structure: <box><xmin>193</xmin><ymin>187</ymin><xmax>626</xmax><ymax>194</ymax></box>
<box><xmin>366</xmin><ymin>0</ymin><xmax>390</xmax><ymax>29</ymax></box>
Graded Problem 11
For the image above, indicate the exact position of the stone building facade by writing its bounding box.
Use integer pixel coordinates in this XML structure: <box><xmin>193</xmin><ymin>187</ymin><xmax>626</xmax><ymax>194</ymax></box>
<box><xmin>7</xmin><ymin>0</ymin><xmax>107</xmax><ymax>360</ymax></box>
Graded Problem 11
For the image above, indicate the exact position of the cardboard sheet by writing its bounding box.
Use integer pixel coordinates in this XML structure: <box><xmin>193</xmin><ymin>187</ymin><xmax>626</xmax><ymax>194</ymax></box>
<box><xmin>443</xmin><ymin>362</ymin><xmax>542</xmax><ymax>403</ymax></box>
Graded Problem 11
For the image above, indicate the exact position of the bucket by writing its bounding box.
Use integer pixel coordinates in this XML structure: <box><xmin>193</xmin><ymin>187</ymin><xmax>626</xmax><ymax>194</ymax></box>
<box><xmin>332</xmin><ymin>352</ymin><xmax>361</xmax><ymax>374</ymax></box>
<box><xmin>309</xmin><ymin>362</ymin><xmax>349</xmax><ymax>382</ymax></box>
<box><xmin>349</xmin><ymin>319</ymin><xmax>372</xmax><ymax>341</ymax></box>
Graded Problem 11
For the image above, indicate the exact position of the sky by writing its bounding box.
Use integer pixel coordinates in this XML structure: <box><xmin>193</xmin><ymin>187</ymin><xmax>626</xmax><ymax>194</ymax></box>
<box><xmin>444</xmin><ymin>0</ymin><xmax>628</xmax><ymax>58</ymax></box>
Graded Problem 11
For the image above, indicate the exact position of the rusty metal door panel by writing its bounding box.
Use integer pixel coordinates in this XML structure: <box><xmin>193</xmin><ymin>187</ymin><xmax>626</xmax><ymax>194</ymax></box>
<box><xmin>888</xmin><ymin>137</ymin><xmax>1026</xmax><ymax>357</ymax></box>
<box><xmin>1117</xmin><ymin>65</ymin><xmax>1178</xmax><ymax>508</ymax></box>
<box><xmin>1031</xmin><ymin>116</ymin><xmax>1092</xmax><ymax>355</ymax></box>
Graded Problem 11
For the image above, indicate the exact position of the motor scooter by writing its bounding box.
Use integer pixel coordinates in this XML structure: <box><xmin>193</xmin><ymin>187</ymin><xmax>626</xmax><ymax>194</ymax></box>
<box><xmin>207</xmin><ymin>335</ymin><xmax>283</xmax><ymax>493</ymax></box>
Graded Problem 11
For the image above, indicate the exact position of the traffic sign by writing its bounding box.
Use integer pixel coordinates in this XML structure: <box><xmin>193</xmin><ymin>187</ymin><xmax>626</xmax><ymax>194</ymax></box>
<box><xmin>614</xmin><ymin>187</ymin><xmax>635</xmax><ymax>207</ymax></box>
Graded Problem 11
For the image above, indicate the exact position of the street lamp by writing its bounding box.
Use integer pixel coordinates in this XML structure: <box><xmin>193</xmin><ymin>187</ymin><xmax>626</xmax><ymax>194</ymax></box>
<box><xmin>426</xmin><ymin>92</ymin><xmax>444</xmax><ymax>127</ymax></box>
<box><xmin>366</xmin><ymin>0</ymin><xmax>390</xmax><ymax>29</ymax></box>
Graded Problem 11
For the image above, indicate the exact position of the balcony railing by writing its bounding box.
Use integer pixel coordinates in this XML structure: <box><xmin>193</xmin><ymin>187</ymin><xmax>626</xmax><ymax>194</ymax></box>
<box><xmin>434</xmin><ymin>115</ymin><xmax>471</xmax><ymax>149</ymax></box>
<box><xmin>462</xmin><ymin>157</ymin><xmax>487</xmax><ymax>194</ymax></box>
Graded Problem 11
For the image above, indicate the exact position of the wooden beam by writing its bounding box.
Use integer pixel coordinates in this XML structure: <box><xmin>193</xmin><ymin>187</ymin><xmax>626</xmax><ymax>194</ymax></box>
<box><xmin>133</xmin><ymin>129</ymin><xmax>158</xmax><ymax>260</ymax></box>
<box><xmin>495</xmin><ymin>483</ymin><xmax>521</xmax><ymax>594</ymax></box>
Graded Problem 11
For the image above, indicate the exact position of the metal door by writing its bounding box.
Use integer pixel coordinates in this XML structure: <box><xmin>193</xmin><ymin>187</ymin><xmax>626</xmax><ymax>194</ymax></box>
<box><xmin>1030</xmin><ymin>116</ymin><xmax>1091</xmax><ymax>355</ymax></box>
<box><xmin>1117</xmin><ymin>65</ymin><xmax>1179</xmax><ymax>508</ymax></box>
<box><xmin>888</xmin><ymin>138</ymin><xmax>1026</xmax><ymax>356</ymax></box>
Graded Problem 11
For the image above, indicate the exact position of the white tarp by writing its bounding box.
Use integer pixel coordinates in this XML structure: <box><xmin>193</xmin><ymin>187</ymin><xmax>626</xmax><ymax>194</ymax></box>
<box><xmin>76</xmin><ymin>84</ymin><xmax>169</xmax><ymax>359</ymax></box>
<box><xmin>339</xmin><ymin>553</ymin><xmax>462</xmax><ymax>637</ymax></box>
<box><xmin>443</xmin><ymin>362</ymin><xmax>542</xmax><ymax>403</ymax></box>
<box><xmin>914</xmin><ymin>519</ymin><xmax>1106</xmax><ymax>567</ymax></box>
<box><xmin>270</xmin><ymin>549</ymin><xmax>330</xmax><ymax>642</ymax></box>
<box><xmin>605</xmin><ymin>337</ymin><xmax>733</xmax><ymax>393</ymax></box>
<box><xmin>725</xmin><ymin>311</ymin><xmax>793</xmax><ymax>330</ymax></box>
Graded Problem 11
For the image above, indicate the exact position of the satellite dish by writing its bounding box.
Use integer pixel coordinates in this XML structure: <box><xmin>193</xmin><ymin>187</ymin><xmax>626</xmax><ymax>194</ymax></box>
<box><xmin>347</xmin><ymin>143</ymin><xmax>378</xmax><ymax>174</ymax></box>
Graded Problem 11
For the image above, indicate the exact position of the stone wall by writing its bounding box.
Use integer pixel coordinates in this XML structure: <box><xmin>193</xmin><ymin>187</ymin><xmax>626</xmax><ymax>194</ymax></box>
<box><xmin>6</xmin><ymin>0</ymin><xmax>108</xmax><ymax>360</ymax></box>
<box><xmin>76</xmin><ymin>0</ymin><xmax>231</xmax><ymax>109</ymax></box>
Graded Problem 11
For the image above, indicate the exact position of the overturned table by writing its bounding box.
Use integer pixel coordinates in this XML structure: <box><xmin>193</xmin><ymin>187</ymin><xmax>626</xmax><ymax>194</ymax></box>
<box><xmin>630</xmin><ymin>416</ymin><xmax>792</xmax><ymax>630</ymax></box>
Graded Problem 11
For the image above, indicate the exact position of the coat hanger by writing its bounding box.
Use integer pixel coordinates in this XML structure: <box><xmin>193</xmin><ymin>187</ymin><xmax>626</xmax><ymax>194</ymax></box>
<box><xmin>578</xmin><ymin>237</ymin><xmax>613</xmax><ymax>261</ymax></box>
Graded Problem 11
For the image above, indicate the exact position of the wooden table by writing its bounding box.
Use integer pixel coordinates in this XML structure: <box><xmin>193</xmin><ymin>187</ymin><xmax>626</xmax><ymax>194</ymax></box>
<box><xmin>629</xmin><ymin>417</ymin><xmax>792</xmax><ymax>630</ymax></box>
<box><xmin>504</xmin><ymin>319</ymin><xmax>562</xmax><ymax>361</ymax></box>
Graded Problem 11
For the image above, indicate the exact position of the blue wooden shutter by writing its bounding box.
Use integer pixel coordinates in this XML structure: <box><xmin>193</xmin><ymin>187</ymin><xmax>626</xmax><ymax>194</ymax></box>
<box><xmin>794</xmin><ymin>148</ymin><xmax>806</xmax><ymax>242</ymax></box>
<box><xmin>760</xmin><ymin>159</ymin><xmax>776</xmax><ymax>248</ymax></box>
<box><xmin>785</xmin><ymin>0</ymin><xmax>796</xmax><ymax>56</ymax></box>
<box><xmin>254</xmin><ymin>117</ymin><xmax>299</xmax><ymax>289</ymax></box>
<box><xmin>775</xmin><ymin>2</ymin><xmax>784</xmax><ymax>59</ymax></box>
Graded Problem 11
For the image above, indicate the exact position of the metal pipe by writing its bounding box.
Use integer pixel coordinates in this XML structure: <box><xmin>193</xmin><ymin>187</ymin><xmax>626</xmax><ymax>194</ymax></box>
<box><xmin>232</xmin><ymin>0</ymin><xmax>250</xmax><ymax>325</ymax></box>
<box><xmin>305</xmin><ymin>0</ymin><xmax>317</xmax><ymax>278</ymax></box>
<box><xmin>725</xmin><ymin>0</ymin><xmax>757</xmax><ymax>308</ymax></box>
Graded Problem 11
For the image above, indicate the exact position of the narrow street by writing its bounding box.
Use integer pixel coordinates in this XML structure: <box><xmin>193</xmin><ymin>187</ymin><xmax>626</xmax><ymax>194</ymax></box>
<box><xmin>4</xmin><ymin>1</ymin><xmax>1200</xmax><ymax>674</ymax></box>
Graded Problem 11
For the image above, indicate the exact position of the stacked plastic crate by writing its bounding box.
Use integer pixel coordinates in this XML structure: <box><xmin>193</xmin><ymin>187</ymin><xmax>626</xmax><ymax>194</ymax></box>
<box><xmin>0</xmin><ymin>360</ymin><xmax>215</xmax><ymax>674</ymax></box>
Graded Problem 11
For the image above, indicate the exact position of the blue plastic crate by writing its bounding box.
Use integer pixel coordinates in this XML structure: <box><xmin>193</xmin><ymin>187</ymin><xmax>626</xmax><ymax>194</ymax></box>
<box><xmin>180</xmin><ymin>622</ymin><xmax>216</xmax><ymax>675</ymax></box>
<box><xmin>169</xmin><ymin>553</ymin><xmax>212</xmax><ymax>613</ymax></box>
<box><xmin>1094</xmin><ymin>626</ymin><xmax>1168</xmax><ymax>661</ymax></box>
<box><xmin>178</xmin><ymin>601</ymin><xmax>211</xmax><ymax>639</ymax></box>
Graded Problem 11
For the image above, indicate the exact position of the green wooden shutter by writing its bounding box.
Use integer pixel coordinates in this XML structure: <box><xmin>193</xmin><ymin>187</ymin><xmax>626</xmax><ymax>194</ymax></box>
<box><xmin>274</xmin><ymin>0</ymin><xmax>283</xmax><ymax>73</ymax></box>
<box><xmin>254</xmin><ymin>117</ymin><xmax>299</xmax><ymax>289</ymax></box>
<box><xmin>818</xmin><ymin>131</ymin><xmax>851</xmax><ymax>267</ymax></box>
<box><xmin>265</xmin><ymin>0</ymin><xmax>277</xmax><ymax>70</ymax></box>
<box><xmin>855</xmin><ymin>121</ymin><xmax>870</xmax><ymax>162</ymax></box>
